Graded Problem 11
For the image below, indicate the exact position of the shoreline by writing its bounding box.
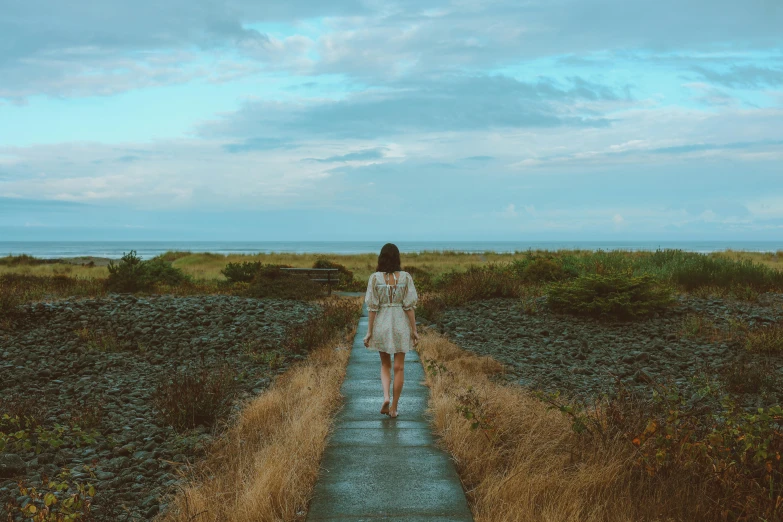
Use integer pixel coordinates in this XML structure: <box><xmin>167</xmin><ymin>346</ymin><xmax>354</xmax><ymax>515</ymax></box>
<box><xmin>1</xmin><ymin>241</ymin><xmax>782</xmax><ymax>260</ymax></box>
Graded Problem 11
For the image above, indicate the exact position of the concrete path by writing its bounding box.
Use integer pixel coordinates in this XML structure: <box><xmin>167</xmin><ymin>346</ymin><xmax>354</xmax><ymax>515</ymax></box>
<box><xmin>306</xmin><ymin>300</ymin><xmax>474</xmax><ymax>521</ymax></box>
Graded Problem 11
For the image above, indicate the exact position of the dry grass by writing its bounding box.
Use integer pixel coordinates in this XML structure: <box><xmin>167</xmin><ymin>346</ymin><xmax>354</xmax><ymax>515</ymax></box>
<box><xmin>418</xmin><ymin>330</ymin><xmax>715</xmax><ymax>522</ymax></box>
<box><xmin>158</xmin><ymin>332</ymin><xmax>354</xmax><ymax>522</ymax></box>
<box><xmin>714</xmin><ymin>249</ymin><xmax>783</xmax><ymax>272</ymax></box>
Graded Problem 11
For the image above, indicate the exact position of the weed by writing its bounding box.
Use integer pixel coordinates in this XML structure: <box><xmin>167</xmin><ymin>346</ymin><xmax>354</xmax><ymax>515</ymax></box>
<box><xmin>745</xmin><ymin>322</ymin><xmax>783</xmax><ymax>354</ymax></box>
<box><xmin>74</xmin><ymin>328</ymin><xmax>119</xmax><ymax>352</ymax></box>
<box><xmin>720</xmin><ymin>356</ymin><xmax>780</xmax><ymax>395</ymax></box>
<box><xmin>4</xmin><ymin>467</ymin><xmax>96</xmax><ymax>521</ymax></box>
<box><xmin>151</xmin><ymin>364</ymin><xmax>238</xmax><ymax>431</ymax></box>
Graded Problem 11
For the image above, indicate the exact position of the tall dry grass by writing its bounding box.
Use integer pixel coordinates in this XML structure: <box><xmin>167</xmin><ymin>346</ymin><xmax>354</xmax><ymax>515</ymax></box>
<box><xmin>159</xmin><ymin>336</ymin><xmax>353</xmax><ymax>522</ymax></box>
<box><xmin>418</xmin><ymin>330</ymin><xmax>713</xmax><ymax>522</ymax></box>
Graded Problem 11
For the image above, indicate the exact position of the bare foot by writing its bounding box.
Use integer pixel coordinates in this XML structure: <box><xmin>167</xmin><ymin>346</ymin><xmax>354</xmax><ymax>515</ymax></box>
<box><xmin>389</xmin><ymin>409</ymin><xmax>398</xmax><ymax>418</ymax></box>
<box><xmin>380</xmin><ymin>400</ymin><xmax>390</xmax><ymax>415</ymax></box>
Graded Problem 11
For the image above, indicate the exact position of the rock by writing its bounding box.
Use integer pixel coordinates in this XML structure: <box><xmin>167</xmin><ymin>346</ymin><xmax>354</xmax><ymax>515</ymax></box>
<box><xmin>0</xmin><ymin>454</ymin><xmax>26</xmax><ymax>477</ymax></box>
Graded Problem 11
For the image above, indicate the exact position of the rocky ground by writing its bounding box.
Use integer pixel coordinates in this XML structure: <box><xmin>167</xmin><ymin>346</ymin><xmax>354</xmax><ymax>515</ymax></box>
<box><xmin>434</xmin><ymin>294</ymin><xmax>783</xmax><ymax>406</ymax></box>
<box><xmin>0</xmin><ymin>294</ymin><xmax>318</xmax><ymax>521</ymax></box>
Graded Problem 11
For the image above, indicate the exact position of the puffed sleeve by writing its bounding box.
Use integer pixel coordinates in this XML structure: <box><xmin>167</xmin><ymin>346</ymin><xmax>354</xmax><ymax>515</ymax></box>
<box><xmin>365</xmin><ymin>273</ymin><xmax>380</xmax><ymax>312</ymax></box>
<box><xmin>402</xmin><ymin>273</ymin><xmax>418</xmax><ymax>311</ymax></box>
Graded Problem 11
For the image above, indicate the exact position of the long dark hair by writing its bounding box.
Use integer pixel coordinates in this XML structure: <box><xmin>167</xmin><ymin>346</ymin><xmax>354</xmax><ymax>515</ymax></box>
<box><xmin>376</xmin><ymin>243</ymin><xmax>402</xmax><ymax>273</ymax></box>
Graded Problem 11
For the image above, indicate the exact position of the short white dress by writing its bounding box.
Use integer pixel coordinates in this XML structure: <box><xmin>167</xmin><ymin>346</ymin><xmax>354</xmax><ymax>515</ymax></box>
<box><xmin>364</xmin><ymin>271</ymin><xmax>419</xmax><ymax>354</ymax></box>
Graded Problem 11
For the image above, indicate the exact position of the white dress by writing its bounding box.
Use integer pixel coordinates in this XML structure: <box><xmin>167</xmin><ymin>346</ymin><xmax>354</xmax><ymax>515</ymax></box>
<box><xmin>364</xmin><ymin>271</ymin><xmax>419</xmax><ymax>354</ymax></box>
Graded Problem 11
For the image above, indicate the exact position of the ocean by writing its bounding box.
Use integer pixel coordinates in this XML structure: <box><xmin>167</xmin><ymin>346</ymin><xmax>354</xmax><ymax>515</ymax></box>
<box><xmin>0</xmin><ymin>241</ymin><xmax>780</xmax><ymax>259</ymax></box>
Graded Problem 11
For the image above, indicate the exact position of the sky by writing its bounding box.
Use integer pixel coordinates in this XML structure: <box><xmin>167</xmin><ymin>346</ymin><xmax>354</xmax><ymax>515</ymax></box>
<box><xmin>1</xmin><ymin>0</ymin><xmax>782</xmax><ymax>241</ymax></box>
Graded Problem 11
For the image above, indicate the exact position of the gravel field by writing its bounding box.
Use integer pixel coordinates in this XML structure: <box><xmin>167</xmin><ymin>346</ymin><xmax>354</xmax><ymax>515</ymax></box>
<box><xmin>0</xmin><ymin>294</ymin><xmax>317</xmax><ymax>521</ymax></box>
<box><xmin>435</xmin><ymin>294</ymin><xmax>783</xmax><ymax>405</ymax></box>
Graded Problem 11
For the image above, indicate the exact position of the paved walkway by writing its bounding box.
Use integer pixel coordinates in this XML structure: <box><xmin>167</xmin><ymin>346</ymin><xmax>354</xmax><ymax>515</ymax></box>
<box><xmin>307</xmin><ymin>300</ymin><xmax>474</xmax><ymax>521</ymax></box>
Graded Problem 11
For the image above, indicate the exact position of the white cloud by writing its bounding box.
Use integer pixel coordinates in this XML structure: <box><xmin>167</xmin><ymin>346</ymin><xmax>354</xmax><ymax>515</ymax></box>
<box><xmin>501</xmin><ymin>203</ymin><xmax>518</xmax><ymax>218</ymax></box>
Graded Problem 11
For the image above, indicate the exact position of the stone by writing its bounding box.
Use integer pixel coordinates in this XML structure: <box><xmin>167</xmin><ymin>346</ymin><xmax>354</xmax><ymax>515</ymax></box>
<box><xmin>0</xmin><ymin>454</ymin><xmax>26</xmax><ymax>477</ymax></box>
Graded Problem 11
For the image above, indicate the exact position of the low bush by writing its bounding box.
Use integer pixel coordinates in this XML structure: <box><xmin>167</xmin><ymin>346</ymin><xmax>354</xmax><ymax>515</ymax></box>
<box><xmin>151</xmin><ymin>364</ymin><xmax>238</xmax><ymax>431</ymax></box>
<box><xmin>312</xmin><ymin>257</ymin><xmax>359</xmax><ymax>289</ymax></box>
<box><xmin>221</xmin><ymin>261</ymin><xmax>264</xmax><ymax>283</ymax></box>
<box><xmin>106</xmin><ymin>250</ymin><xmax>190</xmax><ymax>292</ymax></box>
<box><xmin>547</xmin><ymin>273</ymin><xmax>674</xmax><ymax>320</ymax></box>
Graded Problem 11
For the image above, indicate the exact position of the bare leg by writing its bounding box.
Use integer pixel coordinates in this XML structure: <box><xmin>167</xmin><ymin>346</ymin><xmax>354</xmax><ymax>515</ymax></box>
<box><xmin>391</xmin><ymin>352</ymin><xmax>405</xmax><ymax>416</ymax></box>
<box><xmin>379</xmin><ymin>352</ymin><xmax>392</xmax><ymax>411</ymax></box>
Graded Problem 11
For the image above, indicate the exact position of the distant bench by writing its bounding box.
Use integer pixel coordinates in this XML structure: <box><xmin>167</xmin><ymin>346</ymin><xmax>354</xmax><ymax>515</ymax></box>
<box><xmin>280</xmin><ymin>268</ymin><xmax>341</xmax><ymax>295</ymax></box>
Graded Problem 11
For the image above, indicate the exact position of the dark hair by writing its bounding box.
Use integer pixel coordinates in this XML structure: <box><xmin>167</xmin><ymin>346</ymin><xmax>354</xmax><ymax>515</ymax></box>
<box><xmin>376</xmin><ymin>243</ymin><xmax>402</xmax><ymax>273</ymax></box>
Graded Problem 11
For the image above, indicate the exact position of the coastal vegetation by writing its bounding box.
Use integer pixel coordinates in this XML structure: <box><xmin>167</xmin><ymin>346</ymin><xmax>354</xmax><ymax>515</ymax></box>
<box><xmin>419</xmin><ymin>330</ymin><xmax>783</xmax><ymax>521</ymax></box>
<box><xmin>160</xmin><ymin>298</ymin><xmax>360</xmax><ymax>522</ymax></box>
<box><xmin>2</xmin><ymin>247</ymin><xmax>782</xmax><ymax>520</ymax></box>
<box><xmin>1</xmin><ymin>289</ymin><xmax>361</xmax><ymax>520</ymax></box>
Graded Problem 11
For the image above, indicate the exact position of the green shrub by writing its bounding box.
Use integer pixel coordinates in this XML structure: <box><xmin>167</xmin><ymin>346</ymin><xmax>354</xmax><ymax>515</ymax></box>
<box><xmin>106</xmin><ymin>250</ymin><xmax>189</xmax><ymax>292</ymax></box>
<box><xmin>312</xmin><ymin>257</ymin><xmax>359</xmax><ymax>289</ymax></box>
<box><xmin>547</xmin><ymin>273</ymin><xmax>674</xmax><ymax>320</ymax></box>
<box><xmin>221</xmin><ymin>261</ymin><xmax>264</xmax><ymax>283</ymax></box>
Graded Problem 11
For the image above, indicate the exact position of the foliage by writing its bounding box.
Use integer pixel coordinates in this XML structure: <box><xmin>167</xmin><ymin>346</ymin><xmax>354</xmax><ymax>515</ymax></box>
<box><xmin>106</xmin><ymin>250</ymin><xmax>190</xmax><ymax>292</ymax></box>
<box><xmin>282</xmin><ymin>297</ymin><xmax>361</xmax><ymax>354</ymax></box>
<box><xmin>455</xmin><ymin>386</ymin><xmax>498</xmax><ymax>442</ymax></box>
<box><xmin>220</xmin><ymin>261</ymin><xmax>264</xmax><ymax>283</ymax></box>
<box><xmin>541</xmin><ymin>375</ymin><xmax>783</xmax><ymax>521</ymax></box>
<box><xmin>151</xmin><ymin>363</ymin><xmax>238</xmax><ymax>431</ymax></box>
<box><xmin>0</xmin><ymin>415</ymin><xmax>99</xmax><ymax>454</ymax></box>
<box><xmin>4</xmin><ymin>468</ymin><xmax>96</xmax><ymax>521</ymax></box>
<box><xmin>312</xmin><ymin>257</ymin><xmax>360</xmax><ymax>289</ymax></box>
<box><xmin>547</xmin><ymin>272</ymin><xmax>674</xmax><ymax>320</ymax></box>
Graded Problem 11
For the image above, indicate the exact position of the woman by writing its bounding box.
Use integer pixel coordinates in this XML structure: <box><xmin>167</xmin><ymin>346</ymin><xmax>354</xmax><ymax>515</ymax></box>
<box><xmin>363</xmin><ymin>243</ymin><xmax>419</xmax><ymax>419</ymax></box>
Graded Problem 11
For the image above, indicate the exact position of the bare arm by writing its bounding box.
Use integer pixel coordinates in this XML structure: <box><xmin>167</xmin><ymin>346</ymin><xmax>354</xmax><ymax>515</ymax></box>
<box><xmin>405</xmin><ymin>308</ymin><xmax>420</xmax><ymax>346</ymax></box>
<box><xmin>404</xmin><ymin>308</ymin><xmax>416</xmax><ymax>333</ymax></box>
<box><xmin>367</xmin><ymin>310</ymin><xmax>377</xmax><ymax>335</ymax></box>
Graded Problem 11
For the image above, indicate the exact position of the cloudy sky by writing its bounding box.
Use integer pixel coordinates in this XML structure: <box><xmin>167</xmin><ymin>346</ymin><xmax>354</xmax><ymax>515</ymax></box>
<box><xmin>1</xmin><ymin>0</ymin><xmax>782</xmax><ymax>241</ymax></box>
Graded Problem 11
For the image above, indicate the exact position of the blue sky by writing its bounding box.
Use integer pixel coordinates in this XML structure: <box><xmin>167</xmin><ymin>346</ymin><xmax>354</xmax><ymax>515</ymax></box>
<box><xmin>1</xmin><ymin>0</ymin><xmax>782</xmax><ymax>241</ymax></box>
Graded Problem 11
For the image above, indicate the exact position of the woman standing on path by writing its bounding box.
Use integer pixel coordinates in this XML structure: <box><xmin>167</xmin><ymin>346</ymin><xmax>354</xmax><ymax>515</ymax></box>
<box><xmin>363</xmin><ymin>243</ymin><xmax>419</xmax><ymax>419</ymax></box>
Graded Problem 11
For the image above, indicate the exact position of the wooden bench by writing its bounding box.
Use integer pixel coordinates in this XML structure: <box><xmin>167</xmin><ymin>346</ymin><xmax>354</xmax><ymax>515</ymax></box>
<box><xmin>280</xmin><ymin>268</ymin><xmax>341</xmax><ymax>295</ymax></box>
